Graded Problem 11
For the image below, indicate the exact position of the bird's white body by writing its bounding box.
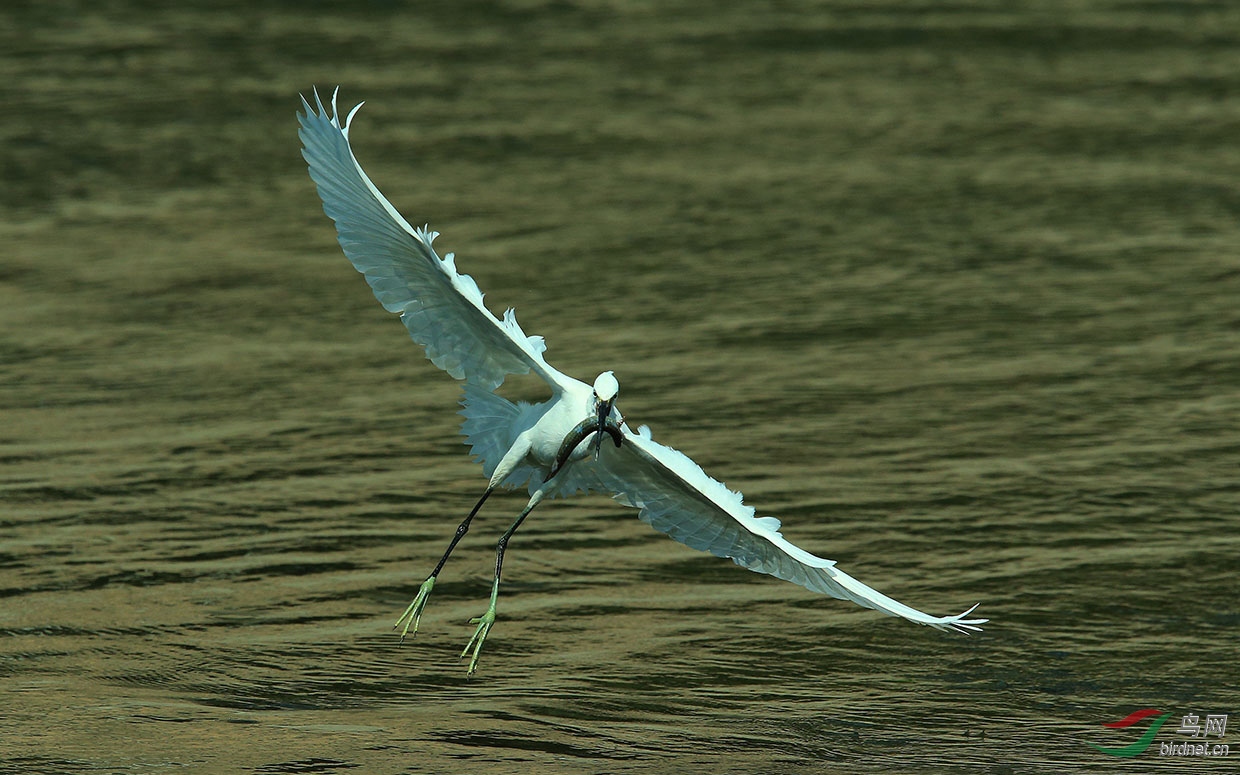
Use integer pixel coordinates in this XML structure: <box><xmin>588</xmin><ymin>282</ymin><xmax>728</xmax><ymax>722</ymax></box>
<box><xmin>479</xmin><ymin>374</ymin><xmax>616</xmax><ymax>492</ymax></box>
<box><xmin>298</xmin><ymin>88</ymin><xmax>986</xmax><ymax>673</ymax></box>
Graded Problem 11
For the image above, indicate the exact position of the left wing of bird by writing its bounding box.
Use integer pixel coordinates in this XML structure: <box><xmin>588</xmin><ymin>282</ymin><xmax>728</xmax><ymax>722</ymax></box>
<box><xmin>593</xmin><ymin>425</ymin><xmax>986</xmax><ymax>633</ymax></box>
<box><xmin>298</xmin><ymin>88</ymin><xmax>571</xmax><ymax>393</ymax></box>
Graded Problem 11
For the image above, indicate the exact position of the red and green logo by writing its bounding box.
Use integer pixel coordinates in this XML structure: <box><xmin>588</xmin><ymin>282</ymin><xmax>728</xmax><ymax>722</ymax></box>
<box><xmin>1090</xmin><ymin>708</ymin><xmax>1173</xmax><ymax>757</ymax></box>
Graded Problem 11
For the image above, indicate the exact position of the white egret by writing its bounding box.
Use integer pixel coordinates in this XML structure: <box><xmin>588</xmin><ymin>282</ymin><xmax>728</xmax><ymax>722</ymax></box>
<box><xmin>298</xmin><ymin>88</ymin><xmax>986</xmax><ymax>675</ymax></box>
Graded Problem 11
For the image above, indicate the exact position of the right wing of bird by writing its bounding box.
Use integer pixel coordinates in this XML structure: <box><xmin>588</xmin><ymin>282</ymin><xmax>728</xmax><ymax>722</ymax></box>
<box><xmin>593</xmin><ymin>425</ymin><xmax>986</xmax><ymax>634</ymax></box>
<box><xmin>298</xmin><ymin>88</ymin><xmax>571</xmax><ymax>393</ymax></box>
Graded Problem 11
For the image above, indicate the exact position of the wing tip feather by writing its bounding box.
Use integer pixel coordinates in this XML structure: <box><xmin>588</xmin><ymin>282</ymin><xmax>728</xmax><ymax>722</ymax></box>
<box><xmin>935</xmin><ymin>603</ymin><xmax>987</xmax><ymax>635</ymax></box>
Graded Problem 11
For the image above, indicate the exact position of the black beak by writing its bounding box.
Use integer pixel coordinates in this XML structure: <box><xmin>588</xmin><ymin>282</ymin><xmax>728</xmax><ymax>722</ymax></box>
<box><xmin>591</xmin><ymin>398</ymin><xmax>615</xmax><ymax>458</ymax></box>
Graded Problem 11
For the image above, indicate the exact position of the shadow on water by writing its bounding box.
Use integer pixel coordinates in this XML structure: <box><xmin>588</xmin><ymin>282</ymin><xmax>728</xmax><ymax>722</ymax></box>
<box><xmin>2</xmin><ymin>1</ymin><xmax>1238</xmax><ymax>772</ymax></box>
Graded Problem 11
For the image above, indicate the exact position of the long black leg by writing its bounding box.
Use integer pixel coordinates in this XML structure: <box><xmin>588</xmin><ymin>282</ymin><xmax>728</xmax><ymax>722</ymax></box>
<box><xmin>430</xmin><ymin>487</ymin><xmax>492</xmax><ymax>577</ymax></box>
<box><xmin>394</xmin><ymin>486</ymin><xmax>493</xmax><ymax>641</ymax></box>
<box><xmin>492</xmin><ymin>499</ymin><xmax>535</xmax><ymax>586</ymax></box>
<box><xmin>461</xmin><ymin>489</ymin><xmax>547</xmax><ymax>675</ymax></box>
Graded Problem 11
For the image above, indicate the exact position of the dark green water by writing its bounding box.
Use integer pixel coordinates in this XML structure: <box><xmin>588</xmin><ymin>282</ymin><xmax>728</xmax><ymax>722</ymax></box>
<box><xmin>2</xmin><ymin>2</ymin><xmax>1238</xmax><ymax>773</ymax></box>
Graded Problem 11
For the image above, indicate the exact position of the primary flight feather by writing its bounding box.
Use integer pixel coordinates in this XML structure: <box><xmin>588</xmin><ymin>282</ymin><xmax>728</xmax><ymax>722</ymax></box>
<box><xmin>298</xmin><ymin>87</ymin><xmax>985</xmax><ymax>675</ymax></box>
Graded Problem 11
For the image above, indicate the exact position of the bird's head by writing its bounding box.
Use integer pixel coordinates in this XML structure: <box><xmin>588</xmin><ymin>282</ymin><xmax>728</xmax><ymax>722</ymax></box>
<box><xmin>593</xmin><ymin>370</ymin><xmax>618</xmax><ymax>401</ymax></box>
<box><xmin>592</xmin><ymin>370</ymin><xmax>619</xmax><ymax>418</ymax></box>
<box><xmin>591</xmin><ymin>371</ymin><xmax>620</xmax><ymax>457</ymax></box>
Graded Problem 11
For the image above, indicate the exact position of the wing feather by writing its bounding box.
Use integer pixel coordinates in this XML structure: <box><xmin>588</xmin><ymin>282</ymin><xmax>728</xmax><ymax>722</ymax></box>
<box><xmin>458</xmin><ymin>383</ymin><xmax>538</xmax><ymax>488</ymax></box>
<box><xmin>595</xmin><ymin>426</ymin><xmax>986</xmax><ymax>633</ymax></box>
<box><xmin>298</xmin><ymin>88</ymin><xmax>568</xmax><ymax>393</ymax></box>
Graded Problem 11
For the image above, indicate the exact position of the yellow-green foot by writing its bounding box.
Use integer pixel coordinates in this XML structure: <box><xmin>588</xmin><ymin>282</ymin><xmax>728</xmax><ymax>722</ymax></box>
<box><xmin>393</xmin><ymin>576</ymin><xmax>436</xmax><ymax>642</ymax></box>
<box><xmin>461</xmin><ymin>607</ymin><xmax>496</xmax><ymax>676</ymax></box>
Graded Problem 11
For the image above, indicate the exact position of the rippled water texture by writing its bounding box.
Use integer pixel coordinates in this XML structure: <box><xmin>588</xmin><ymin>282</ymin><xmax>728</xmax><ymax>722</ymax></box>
<box><xmin>2</xmin><ymin>2</ymin><xmax>1238</xmax><ymax>773</ymax></box>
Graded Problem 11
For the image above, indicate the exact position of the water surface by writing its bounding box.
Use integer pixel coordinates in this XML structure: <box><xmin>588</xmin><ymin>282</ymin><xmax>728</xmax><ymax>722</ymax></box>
<box><xmin>2</xmin><ymin>2</ymin><xmax>1238</xmax><ymax>773</ymax></box>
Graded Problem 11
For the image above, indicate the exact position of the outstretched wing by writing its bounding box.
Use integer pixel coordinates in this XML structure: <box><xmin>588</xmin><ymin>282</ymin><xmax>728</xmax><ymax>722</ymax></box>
<box><xmin>298</xmin><ymin>87</ymin><xmax>571</xmax><ymax>393</ymax></box>
<box><xmin>594</xmin><ymin>425</ymin><xmax>986</xmax><ymax>633</ymax></box>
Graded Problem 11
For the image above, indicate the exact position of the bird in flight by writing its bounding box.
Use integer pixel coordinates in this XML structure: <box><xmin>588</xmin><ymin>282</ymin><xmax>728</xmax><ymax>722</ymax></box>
<box><xmin>298</xmin><ymin>88</ymin><xmax>985</xmax><ymax>675</ymax></box>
